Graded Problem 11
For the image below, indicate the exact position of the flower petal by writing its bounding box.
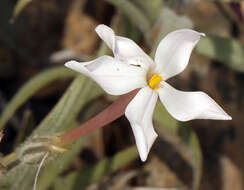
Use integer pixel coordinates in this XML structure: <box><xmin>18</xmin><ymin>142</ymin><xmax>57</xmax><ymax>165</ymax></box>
<box><xmin>154</xmin><ymin>29</ymin><xmax>205</xmax><ymax>80</ymax></box>
<box><xmin>95</xmin><ymin>24</ymin><xmax>154</xmax><ymax>69</ymax></box>
<box><xmin>65</xmin><ymin>56</ymin><xmax>147</xmax><ymax>95</ymax></box>
<box><xmin>125</xmin><ymin>87</ymin><xmax>158</xmax><ymax>161</ymax></box>
<box><xmin>95</xmin><ymin>24</ymin><xmax>116</xmax><ymax>52</ymax></box>
<box><xmin>158</xmin><ymin>82</ymin><xmax>232</xmax><ymax>121</ymax></box>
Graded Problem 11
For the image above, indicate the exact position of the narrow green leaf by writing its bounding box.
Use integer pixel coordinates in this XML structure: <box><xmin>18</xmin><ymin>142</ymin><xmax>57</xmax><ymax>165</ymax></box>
<box><xmin>196</xmin><ymin>35</ymin><xmax>244</xmax><ymax>73</ymax></box>
<box><xmin>0</xmin><ymin>75</ymin><xmax>103</xmax><ymax>190</ymax></box>
<box><xmin>12</xmin><ymin>0</ymin><xmax>32</xmax><ymax>20</ymax></box>
<box><xmin>105</xmin><ymin>0</ymin><xmax>151</xmax><ymax>33</ymax></box>
<box><xmin>189</xmin><ymin>131</ymin><xmax>202</xmax><ymax>190</ymax></box>
<box><xmin>134</xmin><ymin>0</ymin><xmax>163</xmax><ymax>22</ymax></box>
<box><xmin>33</xmin><ymin>76</ymin><xmax>103</xmax><ymax>135</ymax></box>
<box><xmin>53</xmin><ymin>146</ymin><xmax>138</xmax><ymax>190</ymax></box>
<box><xmin>37</xmin><ymin>138</ymin><xmax>84</xmax><ymax>190</ymax></box>
<box><xmin>0</xmin><ymin>67</ymin><xmax>78</xmax><ymax>130</ymax></box>
<box><xmin>0</xmin><ymin>40</ymin><xmax>107</xmax><ymax>189</ymax></box>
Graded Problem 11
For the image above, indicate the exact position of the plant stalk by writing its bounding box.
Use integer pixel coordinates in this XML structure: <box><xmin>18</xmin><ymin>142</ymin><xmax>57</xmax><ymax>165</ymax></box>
<box><xmin>60</xmin><ymin>89</ymin><xmax>139</xmax><ymax>144</ymax></box>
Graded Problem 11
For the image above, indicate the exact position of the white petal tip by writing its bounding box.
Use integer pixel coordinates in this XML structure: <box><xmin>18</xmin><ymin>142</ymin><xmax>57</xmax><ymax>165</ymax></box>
<box><xmin>138</xmin><ymin>134</ymin><xmax>158</xmax><ymax>162</ymax></box>
<box><xmin>64</xmin><ymin>60</ymin><xmax>91</xmax><ymax>77</ymax></box>
<box><xmin>200</xmin><ymin>32</ymin><xmax>206</xmax><ymax>37</ymax></box>
<box><xmin>141</xmin><ymin>157</ymin><xmax>147</xmax><ymax>162</ymax></box>
<box><xmin>95</xmin><ymin>24</ymin><xmax>105</xmax><ymax>33</ymax></box>
<box><xmin>139</xmin><ymin>152</ymin><xmax>148</xmax><ymax>162</ymax></box>
<box><xmin>223</xmin><ymin>114</ymin><xmax>232</xmax><ymax>120</ymax></box>
<box><xmin>211</xmin><ymin>109</ymin><xmax>232</xmax><ymax>121</ymax></box>
<box><xmin>138</xmin><ymin>145</ymin><xmax>149</xmax><ymax>162</ymax></box>
<box><xmin>64</xmin><ymin>60</ymin><xmax>78</xmax><ymax>68</ymax></box>
<box><xmin>95</xmin><ymin>24</ymin><xmax>114</xmax><ymax>36</ymax></box>
<box><xmin>209</xmin><ymin>113</ymin><xmax>232</xmax><ymax>121</ymax></box>
<box><xmin>94</xmin><ymin>24</ymin><xmax>115</xmax><ymax>51</ymax></box>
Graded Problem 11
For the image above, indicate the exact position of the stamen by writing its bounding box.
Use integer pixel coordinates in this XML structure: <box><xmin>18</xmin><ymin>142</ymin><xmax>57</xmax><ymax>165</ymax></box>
<box><xmin>148</xmin><ymin>74</ymin><xmax>162</xmax><ymax>89</ymax></box>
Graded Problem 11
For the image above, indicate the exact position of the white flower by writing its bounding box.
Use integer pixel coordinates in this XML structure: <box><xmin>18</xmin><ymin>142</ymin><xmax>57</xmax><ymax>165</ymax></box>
<box><xmin>65</xmin><ymin>24</ymin><xmax>231</xmax><ymax>162</ymax></box>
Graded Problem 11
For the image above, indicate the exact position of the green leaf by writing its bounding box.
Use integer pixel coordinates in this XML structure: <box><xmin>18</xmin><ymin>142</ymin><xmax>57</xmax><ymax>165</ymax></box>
<box><xmin>105</xmin><ymin>0</ymin><xmax>151</xmax><ymax>33</ymax></box>
<box><xmin>0</xmin><ymin>67</ymin><xmax>78</xmax><ymax>130</ymax></box>
<box><xmin>12</xmin><ymin>0</ymin><xmax>31</xmax><ymax>20</ymax></box>
<box><xmin>189</xmin><ymin>130</ymin><xmax>202</xmax><ymax>190</ymax></box>
<box><xmin>196</xmin><ymin>35</ymin><xmax>244</xmax><ymax>73</ymax></box>
<box><xmin>0</xmin><ymin>75</ymin><xmax>103</xmax><ymax>190</ymax></box>
<box><xmin>0</xmin><ymin>36</ymin><xmax>109</xmax><ymax>189</ymax></box>
<box><xmin>37</xmin><ymin>138</ymin><xmax>85</xmax><ymax>190</ymax></box>
<box><xmin>33</xmin><ymin>76</ymin><xmax>103</xmax><ymax>135</ymax></box>
<box><xmin>53</xmin><ymin>146</ymin><xmax>138</xmax><ymax>190</ymax></box>
<box><xmin>134</xmin><ymin>0</ymin><xmax>163</xmax><ymax>22</ymax></box>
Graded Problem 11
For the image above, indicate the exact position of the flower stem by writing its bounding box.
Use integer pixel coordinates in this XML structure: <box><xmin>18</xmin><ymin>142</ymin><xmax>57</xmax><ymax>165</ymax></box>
<box><xmin>60</xmin><ymin>89</ymin><xmax>139</xmax><ymax>144</ymax></box>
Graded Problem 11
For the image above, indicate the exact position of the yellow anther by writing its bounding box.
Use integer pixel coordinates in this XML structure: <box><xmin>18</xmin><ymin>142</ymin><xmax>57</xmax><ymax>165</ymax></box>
<box><xmin>148</xmin><ymin>74</ymin><xmax>162</xmax><ymax>89</ymax></box>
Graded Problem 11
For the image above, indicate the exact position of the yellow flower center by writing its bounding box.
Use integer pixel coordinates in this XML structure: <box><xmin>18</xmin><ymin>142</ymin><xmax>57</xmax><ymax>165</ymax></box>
<box><xmin>148</xmin><ymin>74</ymin><xmax>162</xmax><ymax>90</ymax></box>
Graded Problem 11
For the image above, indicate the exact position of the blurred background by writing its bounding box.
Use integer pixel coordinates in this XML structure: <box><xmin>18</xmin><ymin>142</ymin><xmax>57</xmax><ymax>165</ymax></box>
<box><xmin>0</xmin><ymin>0</ymin><xmax>242</xmax><ymax>189</ymax></box>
